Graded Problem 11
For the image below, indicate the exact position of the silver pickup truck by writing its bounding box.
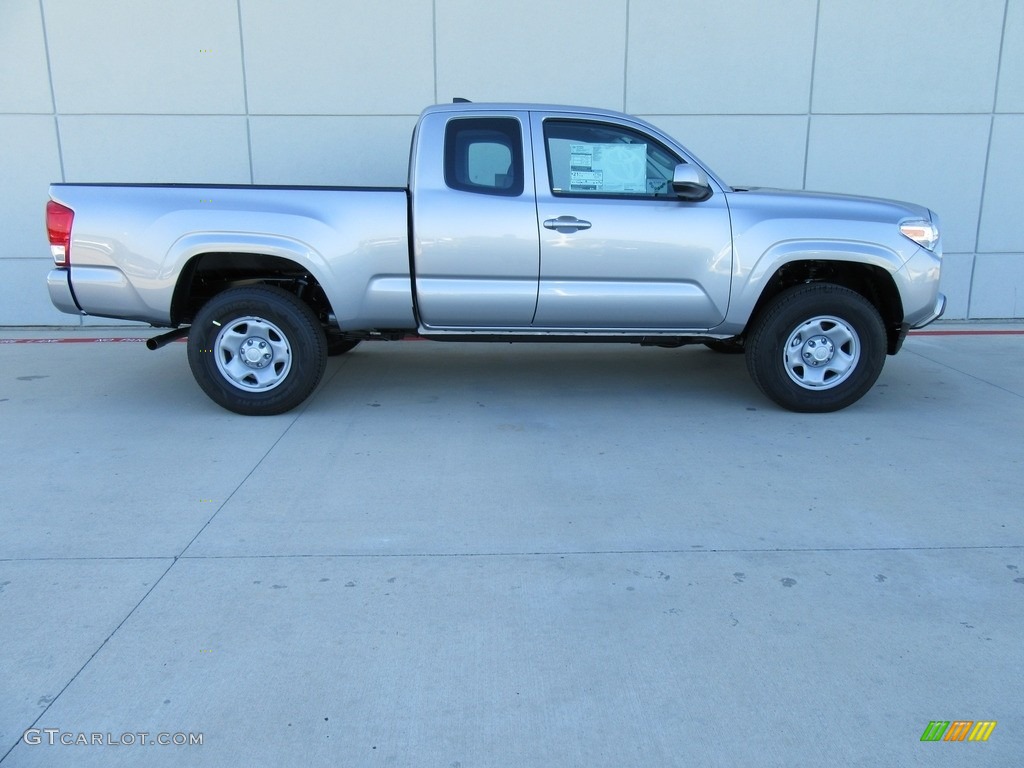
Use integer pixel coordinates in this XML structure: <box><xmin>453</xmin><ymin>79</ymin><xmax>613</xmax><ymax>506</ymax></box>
<box><xmin>46</xmin><ymin>101</ymin><xmax>945</xmax><ymax>415</ymax></box>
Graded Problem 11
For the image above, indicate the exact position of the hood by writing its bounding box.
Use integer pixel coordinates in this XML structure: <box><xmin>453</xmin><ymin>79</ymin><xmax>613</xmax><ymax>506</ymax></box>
<box><xmin>727</xmin><ymin>186</ymin><xmax>933</xmax><ymax>225</ymax></box>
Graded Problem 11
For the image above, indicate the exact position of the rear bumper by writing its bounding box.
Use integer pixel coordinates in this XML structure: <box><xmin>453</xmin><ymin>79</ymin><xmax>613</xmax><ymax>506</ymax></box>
<box><xmin>55</xmin><ymin>265</ymin><xmax>163</xmax><ymax>324</ymax></box>
<box><xmin>47</xmin><ymin>269</ymin><xmax>82</xmax><ymax>315</ymax></box>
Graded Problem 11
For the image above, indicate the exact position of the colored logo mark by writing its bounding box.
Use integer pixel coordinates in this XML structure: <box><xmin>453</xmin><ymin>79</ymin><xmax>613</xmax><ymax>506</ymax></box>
<box><xmin>920</xmin><ymin>721</ymin><xmax>996</xmax><ymax>742</ymax></box>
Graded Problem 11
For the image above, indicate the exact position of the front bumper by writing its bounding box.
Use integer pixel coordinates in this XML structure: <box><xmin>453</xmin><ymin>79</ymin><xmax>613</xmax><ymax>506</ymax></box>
<box><xmin>911</xmin><ymin>292</ymin><xmax>947</xmax><ymax>329</ymax></box>
<box><xmin>892</xmin><ymin>292</ymin><xmax>946</xmax><ymax>353</ymax></box>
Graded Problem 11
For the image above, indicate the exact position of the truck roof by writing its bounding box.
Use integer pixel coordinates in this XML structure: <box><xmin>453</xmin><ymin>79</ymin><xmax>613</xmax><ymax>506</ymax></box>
<box><xmin>418</xmin><ymin>101</ymin><xmax>729</xmax><ymax>191</ymax></box>
<box><xmin>420</xmin><ymin>102</ymin><xmax>633</xmax><ymax>120</ymax></box>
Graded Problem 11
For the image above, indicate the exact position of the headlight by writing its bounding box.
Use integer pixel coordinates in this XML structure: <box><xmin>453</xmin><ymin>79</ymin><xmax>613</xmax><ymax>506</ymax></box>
<box><xmin>900</xmin><ymin>218</ymin><xmax>939</xmax><ymax>252</ymax></box>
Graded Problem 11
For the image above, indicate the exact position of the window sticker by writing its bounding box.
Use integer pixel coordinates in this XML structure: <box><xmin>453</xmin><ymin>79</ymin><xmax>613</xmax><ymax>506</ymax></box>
<box><xmin>569</xmin><ymin>143</ymin><xmax>647</xmax><ymax>193</ymax></box>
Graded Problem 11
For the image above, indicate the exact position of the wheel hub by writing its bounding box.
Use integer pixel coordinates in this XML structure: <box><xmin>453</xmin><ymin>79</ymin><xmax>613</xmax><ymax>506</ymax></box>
<box><xmin>212</xmin><ymin>316</ymin><xmax>292</xmax><ymax>392</ymax></box>
<box><xmin>801</xmin><ymin>335</ymin><xmax>834</xmax><ymax>366</ymax></box>
<box><xmin>783</xmin><ymin>316</ymin><xmax>860</xmax><ymax>390</ymax></box>
<box><xmin>241</xmin><ymin>337</ymin><xmax>273</xmax><ymax>368</ymax></box>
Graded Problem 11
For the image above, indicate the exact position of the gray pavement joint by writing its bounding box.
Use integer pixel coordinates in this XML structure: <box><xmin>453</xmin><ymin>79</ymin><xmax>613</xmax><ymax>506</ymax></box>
<box><xmin>0</xmin><ymin>559</ymin><xmax>178</xmax><ymax>765</ymax></box>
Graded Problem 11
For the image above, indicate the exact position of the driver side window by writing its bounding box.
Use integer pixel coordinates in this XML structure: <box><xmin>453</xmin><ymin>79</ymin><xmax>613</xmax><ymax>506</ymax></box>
<box><xmin>544</xmin><ymin>120</ymin><xmax>681</xmax><ymax>199</ymax></box>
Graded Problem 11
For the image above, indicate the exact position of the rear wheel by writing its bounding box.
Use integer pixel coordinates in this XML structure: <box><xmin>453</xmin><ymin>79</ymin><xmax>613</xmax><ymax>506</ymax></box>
<box><xmin>187</xmin><ymin>285</ymin><xmax>327</xmax><ymax>415</ymax></box>
<box><xmin>745</xmin><ymin>284</ymin><xmax>887</xmax><ymax>413</ymax></box>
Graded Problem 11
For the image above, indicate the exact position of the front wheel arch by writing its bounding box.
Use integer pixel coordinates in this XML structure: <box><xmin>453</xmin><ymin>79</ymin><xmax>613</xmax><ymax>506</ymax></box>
<box><xmin>744</xmin><ymin>261</ymin><xmax>903</xmax><ymax>354</ymax></box>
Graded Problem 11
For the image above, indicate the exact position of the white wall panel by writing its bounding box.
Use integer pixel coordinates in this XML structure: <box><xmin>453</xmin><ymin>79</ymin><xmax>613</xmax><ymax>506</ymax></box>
<box><xmin>0</xmin><ymin>0</ymin><xmax>53</xmax><ymax>113</ymax></box>
<box><xmin>970</xmin><ymin>254</ymin><xmax>1024</xmax><ymax>317</ymax></box>
<box><xmin>813</xmin><ymin>0</ymin><xmax>1004</xmax><ymax>114</ymax></box>
<box><xmin>996</xmin><ymin>0</ymin><xmax>1024</xmax><ymax>112</ymax></box>
<box><xmin>0</xmin><ymin>1</ymin><xmax>1021</xmax><ymax>323</ymax></box>
<box><xmin>250</xmin><ymin>116</ymin><xmax>416</xmax><ymax>187</ymax></box>
<box><xmin>936</xmin><ymin>253</ymin><xmax>974</xmax><ymax>320</ymax></box>
<box><xmin>80</xmin><ymin>314</ymin><xmax>143</xmax><ymax>327</ymax></box>
<box><xmin>627</xmin><ymin>0</ymin><xmax>817</xmax><ymax>114</ymax></box>
<box><xmin>43</xmin><ymin>0</ymin><xmax>245</xmax><ymax>115</ymax></box>
<box><xmin>242</xmin><ymin>1</ymin><xmax>434</xmax><ymax>115</ymax></box>
<box><xmin>0</xmin><ymin>116</ymin><xmax>62</xmax><ymax>258</ymax></box>
<box><xmin>59</xmin><ymin>116</ymin><xmax>250</xmax><ymax>183</ymax></box>
<box><xmin>0</xmin><ymin>260</ymin><xmax>76</xmax><ymax>325</ymax></box>
<box><xmin>645</xmin><ymin>115</ymin><xmax>808</xmax><ymax>190</ymax></box>
<box><xmin>978</xmin><ymin>116</ymin><xmax>1024</xmax><ymax>253</ymax></box>
<box><xmin>436</xmin><ymin>0</ymin><xmax>626</xmax><ymax>108</ymax></box>
<box><xmin>805</xmin><ymin>115</ymin><xmax>990</xmax><ymax>254</ymax></box>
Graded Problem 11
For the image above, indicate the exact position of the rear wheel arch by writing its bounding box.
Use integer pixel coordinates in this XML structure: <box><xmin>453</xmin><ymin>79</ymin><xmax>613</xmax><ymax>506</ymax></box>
<box><xmin>170</xmin><ymin>251</ymin><xmax>338</xmax><ymax>330</ymax></box>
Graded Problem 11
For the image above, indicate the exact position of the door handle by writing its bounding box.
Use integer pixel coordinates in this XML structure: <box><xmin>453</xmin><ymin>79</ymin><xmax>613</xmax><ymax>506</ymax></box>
<box><xmin>543</xmin><ymin>216</ymin><xmax>592</xmax><ymax>233</ymax></box>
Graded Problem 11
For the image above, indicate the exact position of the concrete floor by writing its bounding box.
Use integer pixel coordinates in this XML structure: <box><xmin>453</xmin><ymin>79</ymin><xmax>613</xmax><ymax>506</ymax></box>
<box><xmin>1</xmin><ymin>327</ymin><xmax>1022</xmax><ymax>766</ymax></box>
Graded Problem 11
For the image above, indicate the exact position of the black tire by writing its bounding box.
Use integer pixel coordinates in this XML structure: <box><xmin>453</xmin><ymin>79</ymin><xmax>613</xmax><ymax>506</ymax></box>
<box><xmin>187</xmin><ymin>285</ymin><xmax>327</xmax><ymax>415</ymax></box>
<box><xmin>326</xmin><ymin>337</ymin><xmax>361</xmax><ymax>357</ymax></box>
<box><xmin>745</xmin><ymin>283</ymin><xmax>887</xmax><ymax>413</ymax></box>
<box><xmin>703</xmin><ymin>339</ymin><xmax>745</xmax><ymax>354</ymax></box>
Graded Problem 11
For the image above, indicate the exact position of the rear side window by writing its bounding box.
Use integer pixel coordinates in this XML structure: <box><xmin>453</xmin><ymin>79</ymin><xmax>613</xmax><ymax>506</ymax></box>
<box><xmin>444</xmin><ymin>117</ymin><xmax>524</xmax><ymax>197</ymax></box>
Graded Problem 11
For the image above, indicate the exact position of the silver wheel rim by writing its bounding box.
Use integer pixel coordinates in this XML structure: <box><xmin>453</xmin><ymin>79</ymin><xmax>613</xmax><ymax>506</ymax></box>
<box><xmin>783</xmin><ymin>315</ymin><xmax>860</xmax><ymax>390</ymax></box>
<box><xmin>213</xmin><ymin>316</ymin><xmax>292</xmax><ymax>392</ymax></box>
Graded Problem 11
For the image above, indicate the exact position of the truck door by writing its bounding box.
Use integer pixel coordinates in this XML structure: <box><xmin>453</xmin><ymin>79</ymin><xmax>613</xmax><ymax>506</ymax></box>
<box><xmin>411</xmin><ymin>112</ymin><xmax>540</xmax><ymax>328</ymax></box>
<box><xmin>530</xmin><ymin>114</ymin><xmax>732</xmax><ymax>330</ymax></box>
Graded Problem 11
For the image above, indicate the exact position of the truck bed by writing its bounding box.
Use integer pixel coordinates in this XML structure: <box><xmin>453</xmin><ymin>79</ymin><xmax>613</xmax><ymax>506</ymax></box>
<box><xmin>48</xmin><ymin>183</ymin><xmax>415</xmax><ymax>329</ymax></box>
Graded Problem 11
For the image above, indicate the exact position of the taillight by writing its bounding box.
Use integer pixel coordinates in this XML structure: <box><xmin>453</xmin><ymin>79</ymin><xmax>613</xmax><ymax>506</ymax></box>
<box><xmin>46</xmin><ymin>200</ymin><xmax>74</xmax><ymax>266</ymax></box>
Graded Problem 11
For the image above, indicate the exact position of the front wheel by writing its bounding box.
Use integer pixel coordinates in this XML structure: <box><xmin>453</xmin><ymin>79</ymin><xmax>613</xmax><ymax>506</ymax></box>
<box><xmin>187</xmin><ymin>285</ymin><xmax>327</xmax><ymax>415</ymax></box>
<box><xmin>745</xmin><ymin>284</ymin><xmax>887</xmax><ymax>413</ymax></box>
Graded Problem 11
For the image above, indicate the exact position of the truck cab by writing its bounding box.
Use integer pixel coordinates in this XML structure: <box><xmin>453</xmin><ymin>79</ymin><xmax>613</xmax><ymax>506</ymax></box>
<box><xmin>410</xmin><ymin>104</ymin><xmax>732</xmax><ymax>332</ymax></box>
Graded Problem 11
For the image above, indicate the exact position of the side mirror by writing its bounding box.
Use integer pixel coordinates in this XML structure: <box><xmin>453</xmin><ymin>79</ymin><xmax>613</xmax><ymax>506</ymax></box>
<box><xmin>672</xmin><ymin>164</ymin><xmax>712</xmax><ymax>201</ymax></box>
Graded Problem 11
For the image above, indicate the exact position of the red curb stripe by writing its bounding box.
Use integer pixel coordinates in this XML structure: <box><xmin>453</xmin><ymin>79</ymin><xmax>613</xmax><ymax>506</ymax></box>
<box><xmin>0</xmin><ymin>337</ymin><xmax>183</xmax><ymax>344</ymax></box>
<box><xmin>908</xmin><ymin>330</ymin><xmax>1024</xmax><ymax>336</ymax></box>
<box><xmin>0</xmin><ymin>336</ymin><xmax>430</xmax><ymax>344</ymax></box>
